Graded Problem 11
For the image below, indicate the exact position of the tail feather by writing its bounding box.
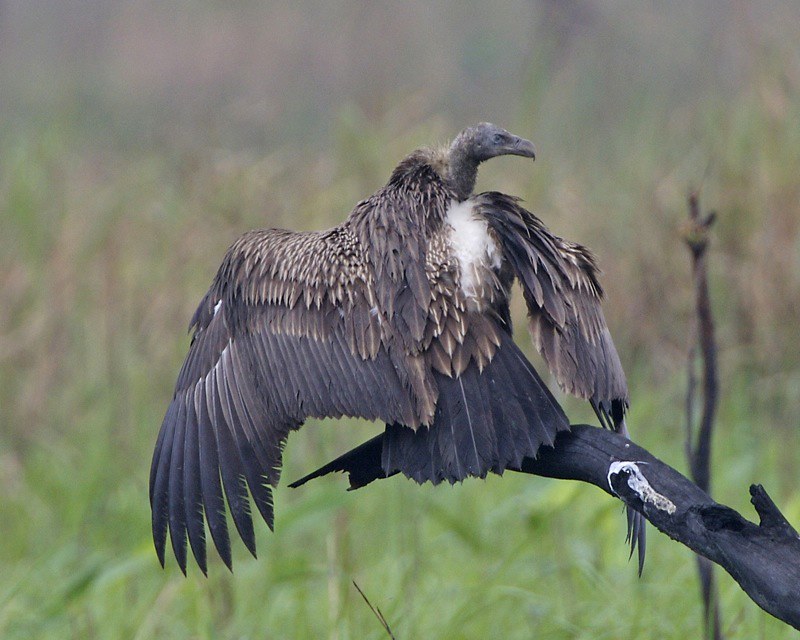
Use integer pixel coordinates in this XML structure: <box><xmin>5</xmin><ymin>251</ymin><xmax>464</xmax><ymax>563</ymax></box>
<box><xmin>627</xmin><ymin>502</ymin><xmax>647</xmax><ymax>576</ymax></box>
<box><xmin>427</xmin><ymin>370</ymin><xmax>499</xmax><ymax>482</ymax></box>
<box><xmin>487</xmin><ymin>347</ymin><xmax>552</xmax><ymax>471</ymax></box>
<box><xmin>383</xmin><ymin>333</ymin><xmax>568</xmax><ymax>484</ymax></box>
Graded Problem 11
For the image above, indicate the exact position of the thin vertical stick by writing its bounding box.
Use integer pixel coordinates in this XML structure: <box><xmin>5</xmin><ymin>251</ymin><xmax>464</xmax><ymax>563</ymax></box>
<box><xmin>683</xmin><ymin>189</ymin><xmax>722</xmax><ymax>640</ymax></box>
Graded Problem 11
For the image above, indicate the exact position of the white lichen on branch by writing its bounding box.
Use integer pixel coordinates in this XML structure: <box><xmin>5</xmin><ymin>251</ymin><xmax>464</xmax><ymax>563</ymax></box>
<box><xmin>607</xmin><ymin>461</ymin><xmax>677</xmax><ymax>514</ymax></box>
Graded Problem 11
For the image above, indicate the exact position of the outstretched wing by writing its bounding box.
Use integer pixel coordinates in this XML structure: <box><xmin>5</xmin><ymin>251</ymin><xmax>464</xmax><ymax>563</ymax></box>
<box><xmin>476</xmin><ymin>192</ymin><xmax>629</xmax><ymax>421</ymax></box>
<box><xmin>149</xmin><ymin>227</ymin><xmax>424</xmax><ymax>574</ymax></box>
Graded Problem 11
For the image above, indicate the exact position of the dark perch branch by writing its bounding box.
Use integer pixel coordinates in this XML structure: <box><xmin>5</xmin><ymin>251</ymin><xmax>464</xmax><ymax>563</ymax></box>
<box><xmin>683</xmin><ymin>190</ymin><xmax>722</xmax><ymax>638</ymax></box>
<box><xmin>517</xmin><ymin>425</ymin><xmax>800</xmax><ymax>630</ymax></box>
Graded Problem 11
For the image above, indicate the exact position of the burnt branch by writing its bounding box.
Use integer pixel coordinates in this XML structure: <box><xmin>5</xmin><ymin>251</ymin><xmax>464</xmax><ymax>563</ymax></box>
<box><xmin>516</xmin><ymin>425</ymin><xmax>800</xmax><ymax>631</ymax></box>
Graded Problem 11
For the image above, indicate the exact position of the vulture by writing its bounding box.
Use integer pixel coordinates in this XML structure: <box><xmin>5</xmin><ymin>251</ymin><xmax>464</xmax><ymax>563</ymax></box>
<box><xmin>150</xmin><ymin>122</ymin><xmax>645</xmax><ymax>575</ymax></box>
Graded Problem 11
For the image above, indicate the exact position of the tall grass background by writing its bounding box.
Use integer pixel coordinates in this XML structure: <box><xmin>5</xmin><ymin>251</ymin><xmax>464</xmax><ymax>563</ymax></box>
<box><xmin>1</xmin><ymin>2</ymin><xmax>799</xmax><ymax>638</ymax></box>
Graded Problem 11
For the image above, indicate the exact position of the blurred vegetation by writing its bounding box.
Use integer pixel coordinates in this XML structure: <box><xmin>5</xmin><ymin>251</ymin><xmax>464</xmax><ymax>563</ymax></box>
<box><xmin>1</xmin><ymin>1</ymin><xmax>799</xmax><ymax>638</ymax></box>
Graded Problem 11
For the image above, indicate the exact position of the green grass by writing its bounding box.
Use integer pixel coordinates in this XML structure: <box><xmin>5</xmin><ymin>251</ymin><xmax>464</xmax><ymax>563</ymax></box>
<box><xmin>1</xmin><ymin>116</ymin><xmax>797</xmax><ymax>639</ymax></box>
<box><xmin>2</xmin><ymin>6</ymin><xmax>800</xmax><ymax>636</ymax></box>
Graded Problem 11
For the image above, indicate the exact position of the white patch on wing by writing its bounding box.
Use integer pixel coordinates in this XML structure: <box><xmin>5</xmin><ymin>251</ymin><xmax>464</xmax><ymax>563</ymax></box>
<box><xmin>446</xmin><ymin>199</ymin><xmax>501</xmax><ymax>299</ymax></box>
<box><xmin>213</xmin><ymin>300</ymin><xmax>222</xmax><ymax>316</ymax></box>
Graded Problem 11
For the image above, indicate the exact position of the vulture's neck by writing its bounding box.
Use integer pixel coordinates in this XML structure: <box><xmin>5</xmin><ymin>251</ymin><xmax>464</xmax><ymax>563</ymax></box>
<box><xmin>446</xmin><ymin>141</ymin><xmax>480</xmax><ymax>202</ymax></box>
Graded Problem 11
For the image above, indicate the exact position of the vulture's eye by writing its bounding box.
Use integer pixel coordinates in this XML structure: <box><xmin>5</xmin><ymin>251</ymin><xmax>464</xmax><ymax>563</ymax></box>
<box><xmin>493</xmin><ymin>133</ymin><xmax>504</xmax><ymax>144</ymax></box>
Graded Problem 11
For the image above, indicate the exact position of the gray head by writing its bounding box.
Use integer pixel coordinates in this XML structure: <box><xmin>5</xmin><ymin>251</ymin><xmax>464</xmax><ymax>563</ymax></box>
<box><xmin>447</xmin><ymin>123</ymin><xmax>536</xmax><ymax>200</ymax></box>
<box><xmin>451</xmin><ymin>122</ymin><xmax>536</xmax><ymax>162</ymax></box>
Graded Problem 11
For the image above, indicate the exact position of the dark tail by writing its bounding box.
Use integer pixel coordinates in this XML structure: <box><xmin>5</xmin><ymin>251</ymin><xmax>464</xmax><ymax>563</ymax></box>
<box><xmin>290</xmin><ymin>333</ymin><xmax>569</xmax><ymax>489</ymax></box>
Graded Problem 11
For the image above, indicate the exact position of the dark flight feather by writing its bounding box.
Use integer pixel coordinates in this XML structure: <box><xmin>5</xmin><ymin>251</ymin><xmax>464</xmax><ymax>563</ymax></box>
<box><xmin>182</xmin><ymin>391</ymin><xmax>206</xmax><ymax>574</ymax></box>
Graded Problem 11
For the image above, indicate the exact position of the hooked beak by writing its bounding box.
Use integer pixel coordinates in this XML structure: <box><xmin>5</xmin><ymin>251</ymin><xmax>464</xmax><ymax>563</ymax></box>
<box><xmin>508</xmin><ymin>136</ymin><xmax>536</xmax><ymax>161</ymax></box>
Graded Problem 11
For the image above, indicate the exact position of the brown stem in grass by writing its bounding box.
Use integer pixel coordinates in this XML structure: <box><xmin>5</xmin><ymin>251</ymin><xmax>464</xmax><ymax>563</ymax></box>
<box><xmin>682</xmin><ymin>190</ymin><xmax>723</xmax><ymax>639</ymax></box>
<box><xmin>353</xmin><ymin>581</ymin><xmax>397</xmax><ymax>639</ymax></box>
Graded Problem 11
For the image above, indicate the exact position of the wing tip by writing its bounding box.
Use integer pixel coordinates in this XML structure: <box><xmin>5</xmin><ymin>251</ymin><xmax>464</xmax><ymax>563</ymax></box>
<box><xmin>155</xmin><ymin>544</ymin><xmax>166</xmax><ymax>569</ymax></box>
<box><xmin>189</xmin><ymin>537</ymin><xmax>208</xmax><ymax>576</ymax></box>
<box><xmin>625</xmin><ymin>507</ymin><xmax>647</xmax><ymax>577</ymax></box>
<box><xmin>220</xmin><ymin>544</ymin><xmax>234</xmax><ymax>573</ymax></box>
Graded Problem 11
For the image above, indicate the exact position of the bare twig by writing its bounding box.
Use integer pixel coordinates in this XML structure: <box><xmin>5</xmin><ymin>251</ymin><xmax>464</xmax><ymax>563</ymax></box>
<box><xmin>682</xmin><ymin>189</ymin><xmax>722</xmax><ymax>639</ymax></box>
<box><xmin>353</xmin><ymin>580</ymin><xmax>397</xmax><ymax>639</ymax></box>
<box><xmin>684</xmin><ymin>190</ymin><xmax>719</xmax><ymax>490</ymax></box>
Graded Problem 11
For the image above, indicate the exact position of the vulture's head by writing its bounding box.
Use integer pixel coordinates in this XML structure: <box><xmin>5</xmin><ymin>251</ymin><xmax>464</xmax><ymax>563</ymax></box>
<box><xmin>447</xmin><ymin>123</ymin><xmax>536</xmax><ymax>200</ymax></box>
<box><xmin>451</xmin><ymin>122</ymin><xmax>536</xmax><ymax>163</ymax></box>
